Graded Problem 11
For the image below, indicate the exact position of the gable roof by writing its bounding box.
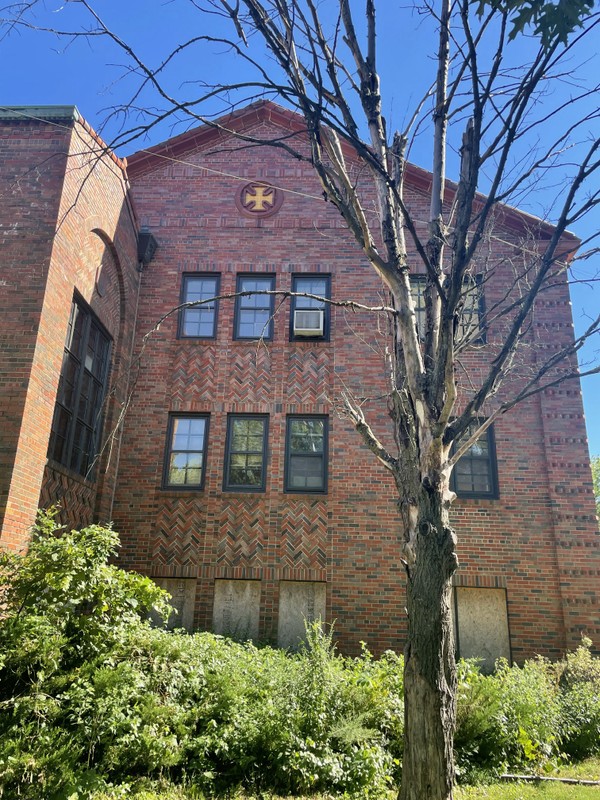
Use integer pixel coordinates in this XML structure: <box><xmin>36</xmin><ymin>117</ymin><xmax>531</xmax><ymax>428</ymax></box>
<box><xmin>126</xmin><ymin>99</ymin><xmax>578</xmax><ymax>252</ymax></box>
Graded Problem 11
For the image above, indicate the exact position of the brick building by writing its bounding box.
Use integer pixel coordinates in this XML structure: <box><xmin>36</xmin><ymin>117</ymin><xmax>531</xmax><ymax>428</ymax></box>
<box><xmin>1</xmin><ymin>102</ymin><xmax>598</xmax><ymax>666</ymax></box>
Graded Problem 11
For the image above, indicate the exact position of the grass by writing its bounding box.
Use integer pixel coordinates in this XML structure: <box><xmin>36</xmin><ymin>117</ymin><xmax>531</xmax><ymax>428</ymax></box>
<box><xmin>97</xmin><ymin>788</ymin><xmax>600</xmax><ymax>800</ymax></box>
<box><xmin>456</xmin><ymin>756</ymin><xmax>600</xmax><ymax>800</ymax></box>
<box><xmin>95</xmin><ymin>758</ymin><xmax>600</xmax><ymax>799</ymax></box>
<box><xmin>457</xmin><ymin>785</ymin><xmax>600</xmax><ymax>799</ymax></box>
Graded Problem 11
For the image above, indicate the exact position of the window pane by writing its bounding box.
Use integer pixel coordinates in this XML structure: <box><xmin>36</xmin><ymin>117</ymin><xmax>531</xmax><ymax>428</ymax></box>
<box><xmin>48</xmin><ymin>407</ymin><xmax>71</xmax><ymax>463</ymax></box>
<box><xmin>68</xmin><ymin>303</ymin><xmax>85</xmax><ymax>357</ymax></box>
<box><xmin>290</xmin><ymin>419</ymin><xmax>324</xmax><ymax>453</ymax></box>
<box><xmin>172</xmin><ymin>417</ymin><xmax>206</xmax><ymax>451</ymax></box>
<box><xmin>289</xmin><ymin>455</ymin><xmax>324</xmax><ymax>488</ymax></box>
<box><xmin>59</xmin><ymin>354</ymin><xmax>79</xmax><ymax>408</ymax></box>
<box><xmin>48</xmin><ymin>299</ymin><xmax>111</xmax><ymax>478</ymax></box>
<box><xmin>183</xmin><ymin>308</ymin><xmax>215</xmax><ymax>337</ymax></box>
<box><xmin>169</xmin><ymin>452</ymin><xmax>203</xmax><ymax>485</ymax></box>
<box><xmin>231</xmin><ymin>418</ymin><xmax>265</xmax><ymax>452</ymax></box>
<box><xmin>457</xmin><ymin>278</ymin><xmax>482</xmax><ymax>341</ymax></box>
<box><xmin>239</xmin><ymin>309</ymin><xmax>269</xmax><ymax>337</ymax></box>
<box><xmin>228</xmin><ymin>456</ymin><xmax>263</xmax><ymax>487</ymax></box>
<box><xmin>165</xmin><ymin>416</ymin><xmax>208</xmax><ymax>488</ymax></box>
<box><xmin>409</xmin><ymin>276</ymin><xmax>427</xmax><ymax>338</ymax></box>
<box><xmin>294</xmin><ymin>277</ymin><xmax>327</xmax><ymax>309</ymax></box>
<box><xmin>182</xmin><ymin>276</ymin><xmax>218</xmax><ymax>337</ymax></box>
<box><xmin>239</xmin><ymin>277</ymin><xmax>272</xmax><ymax>304</ymax></box>
<box><xmin>236</xmin><ymin>276</ymin><xmax>273</xmax><ymax>338</ymax></box>
<box><xmin>225</xmin><ymin>416</ymin><xmax>267</xmax><ymax>490</ymax></box>
<box><xmin>285</xmin><ymin>416</ymin><xmax>327</xmax><ymax>492</ymax></box>
<box><xmin>452</xmin><ymin>423</ymin><xmax>496</xmax><ymax>497</ymax></box>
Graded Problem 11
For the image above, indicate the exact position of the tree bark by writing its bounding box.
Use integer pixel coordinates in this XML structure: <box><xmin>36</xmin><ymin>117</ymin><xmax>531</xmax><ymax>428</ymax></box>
<box><xmin>400</xmin><ymin>489</ymin><xmax>458</xmax><ymax>800</ymax></box>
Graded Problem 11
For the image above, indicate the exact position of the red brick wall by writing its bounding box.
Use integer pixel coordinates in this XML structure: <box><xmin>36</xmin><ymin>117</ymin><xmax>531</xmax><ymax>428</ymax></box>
<box><xmin>0</xmin><ymin>118</ymin><xmax>70</xmax><ymax>548</ymax></box>
<box><xmin>111</xmin><ymin>112</ymin><xmax>599</xmax><ymax>658</ymax></box>
<box><xmin>4</xmin><ymin>106</ymin><xmax>596</xmax><ymax>659</ymax></box>
<box><xmin>0</xmin><ymin>113</ymin><xmax>140</xmax><ymax>549</ymax></box>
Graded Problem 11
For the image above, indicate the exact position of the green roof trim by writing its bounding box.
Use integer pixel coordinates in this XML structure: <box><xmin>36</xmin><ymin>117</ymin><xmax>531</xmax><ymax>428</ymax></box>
<box><xmin>0</xmin><ymin>105</ymin><xmax>80</xmax><ymax>122</ymax></box>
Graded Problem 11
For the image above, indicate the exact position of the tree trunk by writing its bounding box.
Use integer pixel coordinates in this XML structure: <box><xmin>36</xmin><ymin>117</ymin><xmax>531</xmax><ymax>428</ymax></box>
<box><xmin>399</xmin><ymin>489</ymin><xmax>458</xmax><ymax>800</ymax></box>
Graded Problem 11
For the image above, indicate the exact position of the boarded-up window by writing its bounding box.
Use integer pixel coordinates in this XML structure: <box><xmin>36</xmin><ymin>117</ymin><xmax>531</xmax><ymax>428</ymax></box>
<box><xmin>454</xmin><ymin>587</ymin><xmax>511</xmax><ymax>673</ymax></box>
<box><xmin>213</xmin><ymin>579</ymin><xmax>261</xmax><ymax>641</ymax></box>
<box><xmin>153</xmin><ymin>578</ymin><xmax>197</xmax><ymax>631</ymax></box>
<box><xmin>277</xmin><ymin>581</ymin><xmax>326</xmax><ymax>650</ymax></box>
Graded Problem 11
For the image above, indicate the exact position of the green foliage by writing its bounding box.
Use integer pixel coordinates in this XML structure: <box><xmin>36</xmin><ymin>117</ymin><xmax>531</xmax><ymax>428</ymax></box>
<box><xmin>0</xmin><ymin>516</ymin><xmax>403</xmax><ymax>798</ymax></box>
<box><xmin>0</xmin><ymin>510</ymin><xmax>173</xmax><ymax>798</ymax></box>
<box><xmin>558</xmin><ymin>638</ymin><xmax>600</xmax><ymax>758</ymax></box>
<box><xmin>455</xmin><ymin>659</ymin><xmax>505</xmax><ymax>777</ymax></box>
<box><xmin>2</xmin><ymin>511</ymin><xmax>600</xmax><ymax>797</ymax></box>
<box><xmin>492</xmin><ymin>657</ymin><xmax>562</xmax><ymax>767</ymax></box>
<box><xmin>455</xmin><ymin>656</ymin><xmax>562</xmax><ymax>778</ymax></box>
<box><xmin>473</xmin><ymin>0</ymin><xmax>595</xmax><ymax>48</ymax></box>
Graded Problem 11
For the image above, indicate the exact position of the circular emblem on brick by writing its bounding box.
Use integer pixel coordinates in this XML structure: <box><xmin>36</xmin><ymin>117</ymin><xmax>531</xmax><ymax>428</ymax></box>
<box><xmin>237</xmin><ymin>181</ymin><xmax>283</xmax><ymax>218</ymax></box>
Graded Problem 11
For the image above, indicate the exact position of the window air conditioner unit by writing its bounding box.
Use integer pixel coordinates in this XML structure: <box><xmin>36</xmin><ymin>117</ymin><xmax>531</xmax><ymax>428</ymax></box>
<box><xmin>294</xmin><ymin>309</ymin><xmax>324</xmax><ymax>336</ymax></box>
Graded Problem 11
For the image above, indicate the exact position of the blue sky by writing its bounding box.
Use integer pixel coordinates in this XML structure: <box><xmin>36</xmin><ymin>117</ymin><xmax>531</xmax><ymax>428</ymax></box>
<box><xmin>1</xmin><ymin>1</ymin><xmax>598</xmax><ymax>454</ymax></box>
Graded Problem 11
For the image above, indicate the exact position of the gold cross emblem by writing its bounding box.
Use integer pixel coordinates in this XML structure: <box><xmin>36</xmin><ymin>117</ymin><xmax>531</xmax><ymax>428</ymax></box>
<box><xmin>243</xmin><ymin>183</ymin><xmax>275</xmax><ymax>212</ymax></box>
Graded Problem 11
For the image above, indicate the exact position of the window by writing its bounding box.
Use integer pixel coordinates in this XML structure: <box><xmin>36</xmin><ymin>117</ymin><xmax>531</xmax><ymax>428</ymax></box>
<box><xmin>163</xmin><ymin>415</ymin><xmax>209</xmax><ymax>488</ymax></box>
<box><xmin>285</xmin><ymin>416</ymin><xmax>328</xmax><ymax>492</ymax></box>
<box><xmin>277</xmin><ymin>581</ymin><xmax>326</xmax><ymax>649</ymax></box>
<box><xmin>234</xmin><ymin>274</ymin><xmax>275</xmax><ymax>340</ymax></box>
<box><xmin>179</xmin><ymin>274</ymin><xmax>219</xmax><ymax>338</ymax></box>
<box><xmin>409</xmin><ymin>275</ymin><xmax>483</xmax><ymax>342</ymax></box>
<box><xmin>224</xmin><ymin>415</ymin><xmax>269</xmax><ymax>491</ymax></box>
<box><xmin>48</xmin><ymin>298</ymin><xmax>111</xmax><ymax>478</ymax></box>
<box><xmin>290</xmin><ymin>274</ymin><xmax>330</xmax><ymax>340</ymax></box>
<box><xmin>457</xmin><ymin>276</ymin><xmax>484</xmax><ymax>343</ymax></box>
<box><xmin>451</xmin><ymin>422</ymin><xmax>498</xmax><ymax>498</ymax></box>
<box><xmin>454</xmin><ymin>587</ymin><xmax>511</xmax><ymax>673</ymax></box>
<box><xmin>409</xmin><ymin>275</ymin><xmax>427</xmax><ymax>338</ymax></box>
<box><xmin>213</xmin><ymin>580</ymin><xmax>261</xmax><ymax>641</ymax></box>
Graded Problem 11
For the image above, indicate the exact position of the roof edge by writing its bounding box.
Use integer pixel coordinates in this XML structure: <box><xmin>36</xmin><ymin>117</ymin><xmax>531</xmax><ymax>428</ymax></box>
<box><xmin>0</xmin><ymin>104</ymin><xmax>128</xmax><ymax>176</ymax></box>
<box><xmin>126</xmin><ymin>99</ymin><xmax>579</xmax><ymax>251</ymax></box>
<box><xmin>0</xmin><ymin>104</ymin><xmax>81</xmax><ymax>122</ymax></box>
<box><xmin>126</xmin><ymin>99</ymin><xmax>302</xmax><ymax>177</ymax></box>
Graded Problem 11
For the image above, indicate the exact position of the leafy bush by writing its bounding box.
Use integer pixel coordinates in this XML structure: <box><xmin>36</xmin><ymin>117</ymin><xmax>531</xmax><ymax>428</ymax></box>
<box><xmin>558</xmin><ymin>638</ymin><xmax>600</xmax><ymax>758</ymax></box>
<box><xmin>455</xmin><ymin>656</ymin><xmax>562</xmax><ymax>778</ymax></box>
<box><xmin>454</xmin><ymin>659</ymin><xmax>504</xmax><ymax>778</ymax></box>
<box><xmin>2</xmin><ymin>510</ymin><xmax>600</xmax><ymax>798</ymax></box>
<box><xmin>492</xmin><ymin>656</ymin><xmax>562</xmax><ymax>769</ymax></box>
<box><xmin>0</xmin><ymin>513</ymin><xmax>402</xmax><ymax>798</ymax></box>
<box><xmin>0</xmin><ymin>510</ymin><xmax>173</xmax><ymax>798</ymax></box>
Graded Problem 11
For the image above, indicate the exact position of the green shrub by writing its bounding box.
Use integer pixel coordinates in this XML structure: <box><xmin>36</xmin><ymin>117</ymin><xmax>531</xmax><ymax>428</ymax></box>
<box><xmin>455</xmin><ymin>655</ymin><xmax>563</xmax><ymax>778</ymax></box>
<box><xmin>0</xmin><ymin>516</ymin><xmax>402</xmax><ymax>798</ymax></box>
<box><xmin>558</xmin><ymin>638</ymin><xmax>600</xmax><ymax>758</ymax></box>
<box><xmin>0</xmin><ymin>510</ymin><xmax>173</xmax><ymax>799</ymax></box>
<box><xmin>493</xmin><ymin>656</ymin><xmax>562</xmax><ymax>769</ymax></box>
<box><xmin>3</xmin><ymin>510</ymin><xmax>600</xmax><ymax>798</ymax></box>
<box><xmin>454</xmin><ymin>659</ymin><xmax>504</xmax><ymax>778</ymax></box>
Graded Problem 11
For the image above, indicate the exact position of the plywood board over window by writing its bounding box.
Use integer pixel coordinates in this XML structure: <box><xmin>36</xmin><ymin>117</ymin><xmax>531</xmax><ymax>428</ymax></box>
<box><xmin>278</xmin><ymin>580</ymin><xmax>326</xmax><ymax>650</ymax></box>
<box><xmin>213</xmin><ymin>579</ymin><xmax>261</xmax><ymax>641</ymax></box>
<box><xmin>154</xmin><ymin>578</ymin><xmax>197</xmax><ymax>631</ymax></box>
<box><xmin>454</xmin><ymin>586</ymin><xmax>511</xmax><ymax>673</ymax></box>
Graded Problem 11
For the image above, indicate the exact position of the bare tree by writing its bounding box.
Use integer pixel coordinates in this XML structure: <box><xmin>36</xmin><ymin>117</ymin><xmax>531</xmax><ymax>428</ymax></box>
<box><xmin>3</xmin><ymin>1</ymin><xmax>600</xmax><ymax>798</ymax></box>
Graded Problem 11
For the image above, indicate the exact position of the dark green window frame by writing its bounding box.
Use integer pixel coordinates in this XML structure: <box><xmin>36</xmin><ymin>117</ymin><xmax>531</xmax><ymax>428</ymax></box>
<box><xmin>284</xmin><ymin>415</ymin><xmax>328</xmax><ymax>493</ymax></box>
<box><xmin>178</xmin><ymin>274</ymin><xmax>220</xmax><ymax>338</ymax></box>
<box><xmin>48</xmin><ymin>297</ymin><xmax>111</xmax><ymax>479</ymax></box>
<box><xmin>290</xmin><ymin>274</ymin><xmax>331</xmax><ymax>341</ymax></box>
<box><xmin>234</xmin><ymin>274</ymin><xmax>275</xmax><ymax>340</ymax></box>
<box><xmin>163</xmin><ymin>414</ymin><xmax>209</xmax><ymax>489</ymax></box>
<box><xmin>451</xmin><ymin>422</ymin><xmax>499</xmax><ymax>499</ymax></box>
<box><xmin>410</xmin><ymin>274</ymin><xmax>485</xmax><ymax>343</ymax></box>
<box><xmin>224</xmin><ymin>414</ymin><xmax>269</xmax><ymax>492</ymax></box>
